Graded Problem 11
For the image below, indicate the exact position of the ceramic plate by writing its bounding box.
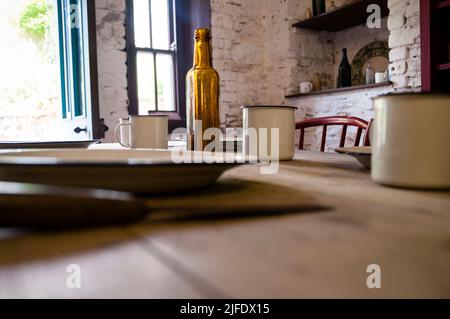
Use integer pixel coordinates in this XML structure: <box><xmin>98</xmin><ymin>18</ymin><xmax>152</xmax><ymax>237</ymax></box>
<box><xmin>0</xmin><ymin>149</ymin><xmax>245</xmax><ymax>193</ymax></box>
<box><xmin>335</xmin><ymin>146</ymin><xmax>372</xmax><ymax>169</ymax></box>
<box><xmin>351</xmin><ymin>41</ymin><xmax>389</xmax><ymax>86</ymax></box>
<box><xmin>0</xmin><ymin>140</ymin><xmax>100</xmax><ymax>150</ymax></box>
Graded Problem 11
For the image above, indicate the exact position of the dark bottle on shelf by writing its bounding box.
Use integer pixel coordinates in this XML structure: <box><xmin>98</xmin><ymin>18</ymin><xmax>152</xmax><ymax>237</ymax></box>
<box><xmin>312</xmin><ymin>0</ymin><xmax>326</xmax><ymax>16</ymax></box>
<box><xmin>338</xmin><ymin>48</ymin><xmax>352</xmax><ymax>88</ymax></box>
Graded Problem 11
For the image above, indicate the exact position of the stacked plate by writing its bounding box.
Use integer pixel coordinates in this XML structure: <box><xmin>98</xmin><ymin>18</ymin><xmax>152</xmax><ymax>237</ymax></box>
<box><xmin>335</xmin><ymin>146</ymin><xmax>372</xmax><ymax>169</ymax></box>
<box><xmin>0</xmin><ymin>149</ymin><xmax>245</xmax><ymax>193</ymax></box>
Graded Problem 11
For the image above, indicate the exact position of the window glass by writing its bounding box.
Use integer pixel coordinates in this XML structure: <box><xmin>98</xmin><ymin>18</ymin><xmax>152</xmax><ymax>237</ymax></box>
<box><xmin>136</xmin><ymin>52</ymin><xmax>156</xmax><ymax>113</ymax></box>
<box><xmin>133</xmin><ymin>0</ymin><xmax>151</xmax><ymax>48</ymax></box>
<box><xmin>132</xmin><ymin>0</ymin><xmax>176</xmax><ymax>113</ymax></box>
<box><xmin>151</xmin><ymin>0</ymin><xmax>170</xmax><ymax>50</ymax></box>
<box><xmin>0</xmin><ymin>0</ymin><xmax>95</xmax><ymax>142</ymax></box>
<box><xmin>156</xmin><ymin>54</ymin><xmax>175</xmax><ymax>111</ymax></box>
<box><xmin>0</xmin><ymin>0</ymin><xmax>62</xmax><ymax>141</ymax></box>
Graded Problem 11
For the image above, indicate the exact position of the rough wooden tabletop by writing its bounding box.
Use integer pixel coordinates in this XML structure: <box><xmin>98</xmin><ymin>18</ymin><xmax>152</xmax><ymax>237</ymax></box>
<box><xmin>1</xmin><ymin>151</ymin><xmax>449</xmax><ymax>298</ymax></box>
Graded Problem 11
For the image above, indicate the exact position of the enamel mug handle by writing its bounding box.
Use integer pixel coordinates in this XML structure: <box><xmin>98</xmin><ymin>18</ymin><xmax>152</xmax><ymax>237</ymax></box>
<box><xmin>114</xmin><ymin>123</ymin><xmax>131</xmax><ymax>148</ymax></box>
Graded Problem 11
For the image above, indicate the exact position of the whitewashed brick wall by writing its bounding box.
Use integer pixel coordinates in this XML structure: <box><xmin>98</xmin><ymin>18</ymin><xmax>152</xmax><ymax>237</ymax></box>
<box><xmin>210</xmin><ymin>0</ymin><xmax>420</xmax><ymax>150</ymax></box>
<box><xmin>290</xmin><ymin>16</ymin><xmax>393</xmax><ymax>151</ymax></box>
<box><xmin>210</xmin><ymin>0</ymin><xmax>265</xmax><ymax>128</ymax></box>
<box><xmin>387</xmin><ymin>0</ymin><xmax>421</xmax><ymax>91</ymax></box>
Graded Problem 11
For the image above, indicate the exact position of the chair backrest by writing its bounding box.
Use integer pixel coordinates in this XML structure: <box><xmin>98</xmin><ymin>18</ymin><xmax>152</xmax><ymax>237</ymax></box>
<box><xmin>296</xmin><ymin>116</ymin><xmax>370</xmax><ymax>152</ymax></box>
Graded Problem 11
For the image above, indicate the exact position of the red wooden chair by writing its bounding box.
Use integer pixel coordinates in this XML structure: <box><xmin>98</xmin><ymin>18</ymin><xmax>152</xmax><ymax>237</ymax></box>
<box><xmin>296</xmin><ymin>116</ymin><xmax>371</xmax><ymax>152</ymax></box>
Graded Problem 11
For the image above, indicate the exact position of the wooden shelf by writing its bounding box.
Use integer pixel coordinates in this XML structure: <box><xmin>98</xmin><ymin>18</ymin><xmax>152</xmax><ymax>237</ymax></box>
<box><xmin>433</xmin><ymin>0</ymin><xmax>450</xmax><ymax>10</ymax></box>
<box><xmin>285</xmin><ymin>81</ymin><xmax>392</xmax><ymax>99</ymax></box>
<box><xmin>292</xmin><ymin>0</ymin><xmax>389</xmax><ymax>32</ymax></box>
<box><xmin>437</xmin><ymin>63</ymin><xmax>450</xmax><ymax>71</ymax></box>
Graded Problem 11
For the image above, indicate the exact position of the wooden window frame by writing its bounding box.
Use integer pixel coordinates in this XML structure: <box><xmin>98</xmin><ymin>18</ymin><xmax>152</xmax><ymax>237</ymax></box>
<box><xmin>420</xmin><ymin>0</ymin><xmax>432</xmax><ymax>92</ymax></box>
<box><xmin>86</xmin><ymin>0</ymin><xmax>104</xmax><ymax>139</ymax></box>
<box><xmin>420</xmin><ymin>0</ymin><xmax>450</xmax><ymax>93</ymax></box>
<box><xmin>126</xmin><ymin>0</ymin><xmax>211</xmax><ymax>131</ymax></box>
<box><xmin>59</xmin><ymin>0</ymin><xmax>103</xmax><ymax>140</ymax></box>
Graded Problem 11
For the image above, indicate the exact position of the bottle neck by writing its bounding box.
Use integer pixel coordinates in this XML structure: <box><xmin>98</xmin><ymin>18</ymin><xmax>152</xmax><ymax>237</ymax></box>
<box><xmin>341</xmin><ymin>49</ymin><xmax>348</xmax><ymax>61</ymax></box>
<box><xmin>194</xmin><ymin>39</ymin><xmax>212</xmax><ymax>68</ymax></box>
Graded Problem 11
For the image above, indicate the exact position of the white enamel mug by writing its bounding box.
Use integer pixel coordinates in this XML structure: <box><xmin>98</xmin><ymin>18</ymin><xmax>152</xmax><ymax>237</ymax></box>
<box><xmin>372</xmin><ymin>94</ymin><xmax>450</xmax><ymax>189</ymax></box>
<box><xmin>300</xmin><ymin>81</ymin><xmax>314</xmax><ymax>94</ymax></box>
<box><xmin>242</xmin><ymin>105</ymin><xmax>297</xmax><ymax>161</ymax></box>
<box><xmin>115</xmin><ymin>115</ymin><xmax>169</xmax><ymax>149</ymax></box>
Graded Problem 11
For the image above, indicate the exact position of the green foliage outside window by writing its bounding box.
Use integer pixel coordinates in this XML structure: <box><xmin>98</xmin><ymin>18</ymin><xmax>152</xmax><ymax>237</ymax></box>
<box><xmin>18</xmin><ymin>0</ymin><xmax>56</xmax><ymax>63</ymax></box>
<box><xmin>19</xmin><ymin>0</ymin><xmax>53</xmax><ymax>43</ymax></box>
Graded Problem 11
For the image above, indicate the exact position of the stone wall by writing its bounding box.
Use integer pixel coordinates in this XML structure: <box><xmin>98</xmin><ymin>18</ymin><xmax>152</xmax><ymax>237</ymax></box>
<box><xmin>96</xmin><ymin>0</ymin><xmax>128</xmax><ymax>142</ymax></box>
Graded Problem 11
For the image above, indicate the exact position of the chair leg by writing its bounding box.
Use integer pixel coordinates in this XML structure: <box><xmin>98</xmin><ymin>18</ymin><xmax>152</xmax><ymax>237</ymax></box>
<box><xmin>355</xmin><ymin>128</ymin><xmax>363</xmax><ymax>146</ymax></box>
<box><xmin>299</xmin><ymin>129</ymin><xmax>305</xmax><ymax>150</ymax></box>
<box><xmin>321</xmin><ymin>125</ymin><xmax>327</xmax><ymax>152</ymax></box>
<box><xmin>340</xmin><ymin>125</ymin><xmax>348</xmax><ymax>148</ymax></box>
<box><xmin>363</xmin><ymin>119</ymin><xmax>373</xmax><ymax>146</ymax></box>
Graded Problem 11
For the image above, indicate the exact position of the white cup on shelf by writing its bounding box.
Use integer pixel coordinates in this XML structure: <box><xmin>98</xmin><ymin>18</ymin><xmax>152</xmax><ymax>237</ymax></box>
<box><xmin>300</xmin><ymin>81</ymin><xmax>314</xmax><ymax>94</ymax></box>
<box><xmin>375</xmin><ymin>72</ymin><xmax>385</xmax><ymax>83</ymax></box>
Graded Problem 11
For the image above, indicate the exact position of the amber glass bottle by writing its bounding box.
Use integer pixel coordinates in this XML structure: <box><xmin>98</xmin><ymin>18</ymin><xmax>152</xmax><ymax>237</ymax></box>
<box><xmin>186</xmin><ymin>28</ymin><xmax>220</xmax><ymax>151</ymax></box>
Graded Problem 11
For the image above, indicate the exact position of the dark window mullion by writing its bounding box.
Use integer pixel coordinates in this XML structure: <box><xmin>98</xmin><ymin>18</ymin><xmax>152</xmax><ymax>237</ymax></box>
<box><xmin>126</xmin><ymin>0</ymin><xmax>137</xmax><ymax>114</ymax></box>
<box><xmin>57</xmin><ymin>0</ymin><xmax>68</xmax><ymax>119</ymax></box>
<box><xmin>169</xmin><ymin>0</ymin><xmax>177</xmax><ymax>113</ymax></box>
<box><xmin>78</xmin><ymin>0</ymin><xmax>88</xmax><ymax>118</ymax></box>
<box><xmin>64</xmin><ymin>0</ymin><xmax>75</xmax><ymax>118</ymax></box>
<box><xmin>153</xmin><ymin>52</ymin><xmax>159</xmax><ymax>111</ymax></box>
<box><xmin>148</xmin><ymin>0</ymin><xmax>153</xmax><ymax>48</ymax></box>
<box><xmin>70</xmin><ymin>0</ymin><xmax>83</xmax><ymax>117</ymax></box>
<box><xmin>172</xmin><ymin>53</ymin><xmax>177</xmax><ymax>113</ymax></box>
<box><xmin>148</xmin><ymin>0</ymin><xmax>158</xmax><ymax>111</ymax></box>
<box><xmin>134</xmin><ymin>47</ymin><xmax>173</xmax><ymax>54</ymax></box>
<box><xmin>136</xmin><ymin>49</ymin><xmax>174</xmax><ymax>56</ymax></box>
<box><xmin>168</xmin><ymin>0</ymin><xmax>175</xmax><ymax>46</ymax></box>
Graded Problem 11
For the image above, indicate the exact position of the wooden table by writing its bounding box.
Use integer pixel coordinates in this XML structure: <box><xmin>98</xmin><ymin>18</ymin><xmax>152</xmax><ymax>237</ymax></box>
<box><xmin>0</xmin><ymin>151</ymin><xmax>449</xmax><ymax>298</ymax></box>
